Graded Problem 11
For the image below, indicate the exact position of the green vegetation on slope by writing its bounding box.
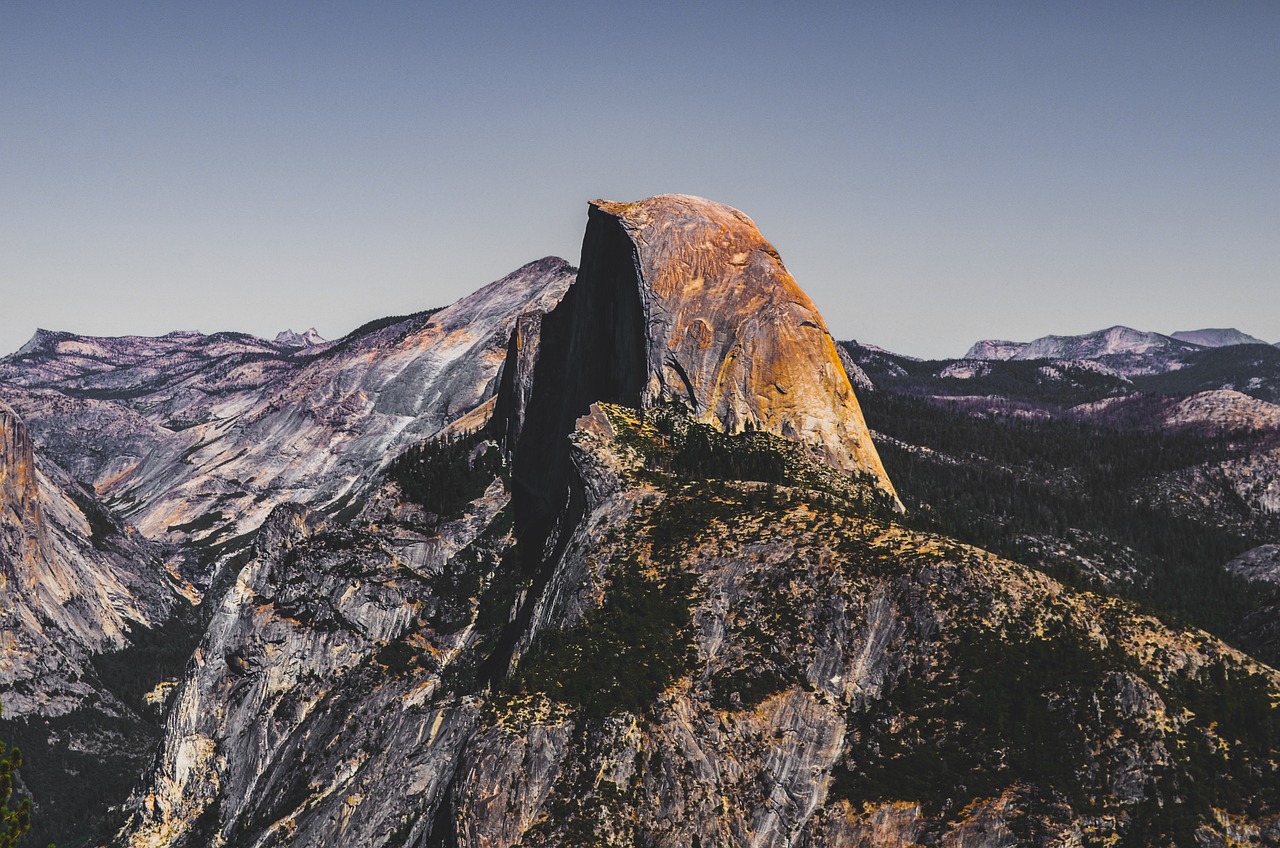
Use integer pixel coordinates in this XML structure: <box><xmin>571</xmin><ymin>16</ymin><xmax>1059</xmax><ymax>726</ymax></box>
<box><xmin>385</xmin><ymin>428</ymin><xmax>503</xmax><ymax>520</ymax></box>
<box><xmin>514</xmin><ymin>558</ymin><xmax>698</xmax><ymax>719</ymax></box>
<box><xmin>859</xmin><ymin>389</ymin><xmax>1280</xmax><ymax>661</ymax></box>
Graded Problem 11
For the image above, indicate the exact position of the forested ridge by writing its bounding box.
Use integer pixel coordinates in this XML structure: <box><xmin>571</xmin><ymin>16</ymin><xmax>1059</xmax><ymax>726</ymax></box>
<box><xmin>859</xmin><ymin>387</ymin><xmax>1280</xmax><ymax>663</ymax></box>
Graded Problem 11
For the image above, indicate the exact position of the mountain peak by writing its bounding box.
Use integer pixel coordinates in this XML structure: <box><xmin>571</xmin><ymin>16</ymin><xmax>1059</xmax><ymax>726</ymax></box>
<box><xmin>594</xmin><ymin>196</ymin><xmax>892</xmax><ymax>488</ymax></box>
<box><xmin>963</xmin><ymin>339</ymin><xmax>1026</xmax><ymax>360</ymax></box>
<box><xmin>273</xmin><ymin>327</ymin><xmax>326</xmax><ymax>348</ymax></box>
<box><xmin>965</xmin><ymin>325</ymin><xmax>1200</xmax><ymax>371</ymax></box>
<box><xmin>14</xmin><ymin>328</ymin><xmax>70</xmax><ymax>356</ymax></box>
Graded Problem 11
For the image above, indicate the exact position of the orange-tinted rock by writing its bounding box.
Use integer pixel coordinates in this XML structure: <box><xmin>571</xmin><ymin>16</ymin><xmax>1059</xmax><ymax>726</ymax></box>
<box><xmin>593</xmin><ymin>195</ymin><xmax>898</xmax><ymax>503</ymax></box>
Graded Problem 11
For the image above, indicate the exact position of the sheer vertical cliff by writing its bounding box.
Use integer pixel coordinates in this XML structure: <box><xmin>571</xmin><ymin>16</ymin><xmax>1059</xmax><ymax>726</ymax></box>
<box><xmin>506</xmin><ymin>196</ymin><xmax>896</xmax><ymax>502</ymax></box>
<box><xmin>595</xmin><ymin>196</ymin><xmax>895</xmax><ymax>492</ymax></box>
<box><xmin>502</xmin><ymin>194</ymin><xmax>900</xmax><ymax>554</ymax></box>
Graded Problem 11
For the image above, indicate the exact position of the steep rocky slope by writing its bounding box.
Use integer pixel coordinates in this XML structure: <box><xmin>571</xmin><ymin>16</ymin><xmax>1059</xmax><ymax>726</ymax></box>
<box><xmin>592</xmin><ymin>196</ymin><xmax>894</xmax><ymax>491</ymax></box>
<box><xmin>0</xmin><ymin>258</ymin><xmax>575</xmax><ymax>585</ymax></box>
<box><xmin>0</xmin><ymin>258</ymin><xmax>576</xmax><ymax>848</ymax></box>
<box><xmin>0</xmin><ymin>403</ymin><xmax>188</xmax><ymax>842</ymax></box>
<box><xmin>113</xmin><ymin>403</ymin><xmax>1280</xmax><ymax>847</ymax></box>
<box><xmin>500</xmin><ymin>196</ymin><xmax>897</xmax><ymax>549</ymax></box>
<box><xmin>0</xmin><ymin>403</ymin><xmax>180</xmax><ymax>718</ymax></box>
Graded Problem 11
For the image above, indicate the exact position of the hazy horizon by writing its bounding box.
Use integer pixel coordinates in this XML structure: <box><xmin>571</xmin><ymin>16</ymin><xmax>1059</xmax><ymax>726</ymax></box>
<box><xmin>3</xmin><ymin>2</ymin><xmax>1277</xmax><ymax>360</ymax></box>
<box><xmin>8</xmin><ymin>242</ymin><xmax>1277</xmax><ymax>362</ymax></box>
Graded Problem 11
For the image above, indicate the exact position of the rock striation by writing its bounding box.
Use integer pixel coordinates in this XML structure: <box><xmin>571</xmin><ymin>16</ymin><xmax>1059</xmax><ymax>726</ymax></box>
<box><xmin>0</xmin><ymin>403</ymin><xmax>180</xmax><ymax>717</ymax></box>
<box><xmin>595</xmin><ymin>196</ymin><xmax>893</xmax><ymax>487</ymax></box>
<box><xmin>0</xmin><ymin>258</ymin><xmax>576</xmax><ymax>585</ymax></box>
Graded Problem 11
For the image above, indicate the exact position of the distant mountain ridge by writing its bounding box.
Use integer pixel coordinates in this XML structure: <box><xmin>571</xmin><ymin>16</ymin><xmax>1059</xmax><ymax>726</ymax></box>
<box><xmin>1170</xmin><ymin>327</ymin><xmax>1270</xmax><ymax>348</ymax></box>
<box><xmin>965</xmin><ymin>325</ymin><xmax>1273</xmax><ymax>364</ymax></box>
<box><xmin>960</xmin><ymin>325</ymin><xmax>1276</xmax><ymax>380</ymax></box>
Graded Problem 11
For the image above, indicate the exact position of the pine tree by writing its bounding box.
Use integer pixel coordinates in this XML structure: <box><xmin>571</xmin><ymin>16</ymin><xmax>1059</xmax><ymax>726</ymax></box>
<box><xmin>0</xmin><ymin>702</ymin><xmax>32</xmax><ymax>848</ymax></box>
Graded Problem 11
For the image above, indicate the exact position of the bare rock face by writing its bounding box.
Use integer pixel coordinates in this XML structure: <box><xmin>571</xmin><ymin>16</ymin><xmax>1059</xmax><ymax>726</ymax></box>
<box><xmin>0</xmin><ymin>403</ymin><xmax>41</xmax><ymax>552</ymax></box>
<box><xmin>113</xmin><ymin>468</ymin><xmax>515</xmax><ymax>848</ymax></box>
<box><xmin>1227</xmin><ymin>544</ymin><xmax>1280</xmax><ymax>585</ymax></box>
<box><xmin>594</xmin><ymin>195</ymin><xmax>894</xmax><ymax>495</ymax></box>
<box><xmin>0</xmin><ymin>258</ymin><xmax>575</xmax><ymax>585</ymax></box>
<box><xmin>103</xmin><ymin>238</ymin><xmax>1280</xmax><ymax>846</ymax></box>
<box><xmin>963</xmin><ymin>339</ymin><xmax>1027</xmax><ymax>360</ymax></box>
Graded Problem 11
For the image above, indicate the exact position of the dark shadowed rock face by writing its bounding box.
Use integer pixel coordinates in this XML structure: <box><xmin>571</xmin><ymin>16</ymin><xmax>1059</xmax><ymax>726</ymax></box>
<box><xmin>503</xmin><ymin>195</ymin><xmax>899</xmax><ymax>541</ymax></box>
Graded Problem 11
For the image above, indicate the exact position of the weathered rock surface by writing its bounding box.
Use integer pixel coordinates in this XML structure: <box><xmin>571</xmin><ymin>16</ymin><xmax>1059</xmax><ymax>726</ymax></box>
<box><xmin>115</xmin><ymin>480</ymin><xmax>513</xmax><ymax>848</ymax></box>
<box><xmin>502</xmin><ymin>196</ymin><xmax>899</xmax><ymax>572</ymax></box>
<box><xmin>0</xmin><ymin>403</ymin><xmax>180</xmax><ymax>717</ymax></box>
<box><xmin>961</xmin><ymin>339</ymin><xmax>1027</xmax><ymax>361</ymax></box>
<box><xmin>7</xmin><ymin>195</ymin><xmax>1280</xmax><ymax>847</ymax></box>
<box><xmin>0</xmin><ymin>259</ymin><xmax>576</xmax><ymax>847</ymax></box>
<box><xmin>1226</xmin><ymin>544</ymin><xmax>1280</xmax><ymax>584</ymax></box>
<box><xmin>272</xmin><ymin>327</ymin><xmax>326</xmax><ymax>348</ymax></box>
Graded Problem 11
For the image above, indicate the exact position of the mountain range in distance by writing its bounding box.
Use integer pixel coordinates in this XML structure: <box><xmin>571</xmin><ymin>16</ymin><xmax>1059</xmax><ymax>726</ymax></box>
<box><xmin>962</xmin><ymin>324</ymin><xmax>1277</xmax><ymax>369</ymax></box>
<box><xmin>2</xmin><ymin>195</ymin><xmax>1279</xmax><ymax>847</ymax></box>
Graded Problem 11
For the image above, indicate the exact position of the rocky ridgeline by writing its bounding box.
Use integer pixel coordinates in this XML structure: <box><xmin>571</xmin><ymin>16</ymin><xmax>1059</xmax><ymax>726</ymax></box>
<box><xmin>0</xmin><ymin>258</ymin><xmax>575</xmax><ymax>574</ymax></box>
<box><xmin>962</xmin><ymin>325</ymin><xmax>1278</xmax><ymax>382</ymax></box>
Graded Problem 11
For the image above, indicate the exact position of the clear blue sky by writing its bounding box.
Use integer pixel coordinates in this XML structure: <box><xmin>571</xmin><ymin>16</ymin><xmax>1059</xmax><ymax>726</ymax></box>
<box><xmin>2</xmin><ymin>1</ymin><xmax>1277</xmax><ymax>359</ymax></box>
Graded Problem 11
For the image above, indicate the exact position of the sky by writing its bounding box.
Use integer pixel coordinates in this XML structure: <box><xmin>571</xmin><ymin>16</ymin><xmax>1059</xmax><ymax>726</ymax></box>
<box><xmin>2</xmin><ymin>2</ymin><xmax>1277</xmax><ymax>360</ymax></box>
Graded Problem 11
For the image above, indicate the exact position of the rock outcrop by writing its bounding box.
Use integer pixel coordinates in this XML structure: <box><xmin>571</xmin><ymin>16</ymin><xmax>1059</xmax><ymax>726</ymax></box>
<box><xmin>503</xmin><ymin>195</ymin><xmax>898</xmax><ymax>544</ymax></box>
<box><xmin>0</xmin><ymin>258</ymin><xmax>576</xmax><ymax>584</ymax></box>
<box><xmin>962</xmin><ymin>338</ymin><xmax>1027</xmax><ymax>360</ymax></box>
<box><xmin>593</xmin><ymin>196</ymin><xmax>894</xmax><ymax>491</ymax></box>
